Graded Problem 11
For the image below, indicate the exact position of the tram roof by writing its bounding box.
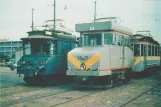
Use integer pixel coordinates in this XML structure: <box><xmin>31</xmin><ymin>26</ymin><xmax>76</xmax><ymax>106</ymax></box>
<box><xmin>131</xmin><ymin>34</ymin><xmax>160</xmax><ymax>45</ymax></box>
<box><xmin>21</xmin><ymin>35</ymin><xmax>54</xmax><ymax>40</ymax></box>
<box><xmin>21</xmin><ymin>35</ymin><xmax>76</xmax><ymax>41</ymax></box>
<box><xmin>75</xmin><ymin>21</ymin><xmax>132</xmax><ymax>35</ymax></box>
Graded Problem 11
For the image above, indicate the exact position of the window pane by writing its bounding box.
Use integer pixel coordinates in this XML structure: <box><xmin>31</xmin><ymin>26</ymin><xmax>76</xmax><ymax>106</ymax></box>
<box><xmin>148</xmin><ymin>45</ymin><xmax>151</xmax><ymax>56</ymax></box>
<box><xmin>152</xmin><ymin>45</ymin><xmax>155</xmax><ymax>56</ymax></box>
<box><xmin>155</xmin><ymin>46</ymin><xmax>157</xmax><ymax>56</ymax></box>
<box><xmin>31</xmin><ymin>39</ymin><xmax>50</xmax><ymax>54</ymax></box>
<box><xmin>82</xmin><ymin>33</ymin><xmax>102</xmax><ymax>46</ymax></box>
<box><xmin>131</xmin><ymin>44</ymin><xmax>134</xmax><ymax>51</ymax></box>
<box><xmin>158</xmin><ymin>47</ymin><xmax>160</xmax><ymax>56</ymax></box>
<box><xmin>141</xmin><ymin>44</ymin><xmax>144</xmax><ymax>56</ymax></box>
<box><xmin>104</xmin><ymin>33</ymin><xmax>113</xmax><ymax>45</ymax></box>
<box><xmin>134</xmin><ymin>44</ymin><xmax>140</xmax><ymax>56</ymax></box>
<box><xmin>120</xmin><ymin>36</ymin><xmax>124</xmax><ymax>46</ymax></box>
<box><xmin>116</xmin><ymin>35</ymin><xmax>121</xmax><ymax>46</ymax></box>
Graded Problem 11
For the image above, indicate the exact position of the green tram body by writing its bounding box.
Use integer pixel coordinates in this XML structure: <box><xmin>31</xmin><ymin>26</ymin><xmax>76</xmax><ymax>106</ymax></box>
<box><xmin>17</xmin><ymin>30</ymin><xmax>76</xmax><ymax>83</ymax></box>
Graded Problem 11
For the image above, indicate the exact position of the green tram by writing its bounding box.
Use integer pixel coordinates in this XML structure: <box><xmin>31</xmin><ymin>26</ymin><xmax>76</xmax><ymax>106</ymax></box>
<box><xmin>15</xmin><ymin>20</ymin><xmax>76</xmax><ymax>84</ymax></box>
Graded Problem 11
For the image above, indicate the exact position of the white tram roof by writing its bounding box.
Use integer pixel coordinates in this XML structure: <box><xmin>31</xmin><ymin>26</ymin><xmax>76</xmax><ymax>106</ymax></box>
<box><xmin>75</xmin><ymin>21</ymin><xmax>132</xmax><ymax>35</ymax></box>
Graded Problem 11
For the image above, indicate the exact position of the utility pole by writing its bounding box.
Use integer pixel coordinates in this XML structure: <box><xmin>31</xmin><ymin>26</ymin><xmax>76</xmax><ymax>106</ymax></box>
<box><xmin>31</xmin><ymin>8</ymin><xmax>34</xmax><ymax>31</ymax></box>
<box><xmin>54</xmin><ymin>0</ymin><xmax>56</xmax><ymax>30</ymax></box>
<box><xmin>94</xmin><ymin>1</ymin><xmax>97</xmax><ymax>23</ymax></box>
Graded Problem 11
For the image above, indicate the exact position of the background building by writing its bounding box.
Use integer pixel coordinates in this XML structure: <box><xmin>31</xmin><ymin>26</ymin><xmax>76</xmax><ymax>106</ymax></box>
<box><xmin>0</xmin><ymin>40</ymin><xmax>22</xmax><ymax>62</ymax></box>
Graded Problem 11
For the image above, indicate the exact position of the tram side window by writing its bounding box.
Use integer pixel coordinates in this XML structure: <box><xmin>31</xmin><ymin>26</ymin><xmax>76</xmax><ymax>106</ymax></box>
<box><xmin>128</xmin><ymin>38</ymin><xmax>131</xmax><ymax>47</ymax></box>
<box><xmin>124</xmin><ymin>37</ymin><xmax>127</xmax><ymax>46</ymax></box>
<box><xmin>125</xmin><ymin>37</ymin><xmax>128</xmax><ymax>46</ymax></box>
<box><xmin>148</xmin><ymin>45</ymin><xmax>152</xmax><ymax>56</ymax></box>
<box><xmin>155</xmin><ymin>46</ymin><xmax>157</xmax><ymax>56</ymax></box>
<box><xmin>104</xmin><ymin>33</ymin><xmax>113</xmax><ymax>45</ymax></box>
<box><xmin>63</xmin><ymin>41</ymin><xmax>71</xmax><ymax>54</ymax></box>
<box><xmin>50</xmin><ymin>41</ymin><xmax>56</xmax><ymax>55</ymax></box>
<box><xmin>120</xmin><ymin>36</ymin><xmax>124</xmax><ymax>46</ymax></box>
<box><xmin>124</xmin><ymin>37</ymin><xmax>130</xmax><ymax>47</ymax></box>
<box><xmin>131</xmin><ymin>44</ymin><xmax>134</xmax><ymax>50</ymax></box>
<box><xmin>152</xmin><ymin>45</ymin><xmax>155</xmax><ymax>56</ymax></box>
<box><xmin>57</xmin><ymin>40</ymin><xmax>63</xmax><ymax>54</ymax></box>
<box><xmin>113</xmin><ymin>34</ymin><xmax>116</xmax><ymax>44</ymax></box>
<box><xmin>134</xmin><ymin>44</ymin><xmax>140</xmax><ymax>56</ymax></box>
<box><xmin>158</xmin><ymin>47</ymin><xmax>160</xmax><ymax>56</ymax></box>
<box><xmin>158</xmin><ymin>46</ymin><xmax>160</xmax><ymax>56</ymax></box>
<box><xmin>141</xmin><ymin>44</ymin><xmax>144</xmax><ymax>56</ymax></box>
<box><xmin>115</xmin><ymin>35</ymin><xmax>120</xmax><ymax>45</ymax></box>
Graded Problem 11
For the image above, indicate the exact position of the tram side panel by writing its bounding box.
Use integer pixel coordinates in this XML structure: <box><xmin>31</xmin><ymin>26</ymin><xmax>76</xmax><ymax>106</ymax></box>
<box><xmin>132</xmin><ymin>44</ymin><xmax>160</xmax><ymax>72</ymax></box>
<box><xmin>100</xmin><ymin>46</ymin><xmax>122</xmax><ymax>72</ymax></box>
<box><xmin>146</xmin><ymin>56</ymin><xmax>160</xmax><ymax>68</ymax></box>
<box><xmin>124</xmin><ymin>47</ymin><xmax>134</xmax><ymax>68</ymax></box>
<box><xmin>101</xmin><ymin>46</ymin><xmax>134</xmax><ymax>73</ymax></box>
<box><xmin>67</xmin><ymin>45</ymin><xmax>133</xmax><ymax>77</ymax></box>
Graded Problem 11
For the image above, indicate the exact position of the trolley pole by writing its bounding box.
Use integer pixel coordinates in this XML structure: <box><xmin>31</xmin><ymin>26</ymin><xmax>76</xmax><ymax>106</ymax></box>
<box><xmin>94</xmin><ymin>1</ymin><xmax>97</xmax><ymax>23</ymax></box>
<box><xmin>31</xmin><ymin>8</ymin><xmax>34</xmax><ymax>31</ymax></box>
<box><xmin>54</xmin><ymin>0</ymin><xmax>56</xmax><ymax>30</ymax></box>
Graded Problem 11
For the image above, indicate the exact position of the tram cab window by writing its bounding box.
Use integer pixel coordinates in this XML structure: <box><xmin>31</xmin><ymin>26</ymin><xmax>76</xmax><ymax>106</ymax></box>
<box><xmin>104</xmin><ymin>33</ymin><xmax>113</xmax><ymax>45</ymax></box>
<box><xmin>134</xmin><ymin>44</ymin><xmax>140</xmax><ymax>56</ymax></box>
<box><xmin>23</xmin><ymin>40</ymin><xmax>31</xmax><ymax>55</ymax></box>
<box><xmin>81</xmin><ymin>33</ymin><xmax>102</xmax><ymax>46</ymax></box>
<box><xmin>31</xmin><ymin>39</ymin><xmax>50</xmax><ymax>55</ymax></box>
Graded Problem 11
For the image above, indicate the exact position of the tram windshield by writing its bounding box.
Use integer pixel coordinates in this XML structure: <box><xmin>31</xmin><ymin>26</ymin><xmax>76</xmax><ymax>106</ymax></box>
<box><xmin>23</xmin><ymin>39</ymin><xmax>55</xmax><ymax>55</ymax></box>
<box><xmin>80</xmin><ymin>33</ymin><xmax>102</xmax><ymax>46</ymax></box>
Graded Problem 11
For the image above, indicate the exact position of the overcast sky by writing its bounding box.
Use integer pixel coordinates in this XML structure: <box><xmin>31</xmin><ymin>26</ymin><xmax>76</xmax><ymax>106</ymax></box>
<box><xmin>0</xmin><ymin>0</ymin><xmax>161</xmax><ymax>43</ymax></box>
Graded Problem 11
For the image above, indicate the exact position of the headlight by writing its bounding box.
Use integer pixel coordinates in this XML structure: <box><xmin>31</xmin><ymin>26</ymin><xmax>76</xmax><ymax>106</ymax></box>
<box><xmin>96</xmin><ymin>68</ymin><xmax>99</xmax><ymax>71</ymax></box>
<box><xmin>21</xmin><ymin>61</ymin><xmax>25</xmax><ymax>64</ymax></box>
<box><xmin>40</xmin><ymin>61</ymin><xmax>46</xmax><ymax>64</ymax></box>
<box><xmin>39</xmin><ymin>66</ymin><xmax>45</xmax><ymax>72</ymax></box>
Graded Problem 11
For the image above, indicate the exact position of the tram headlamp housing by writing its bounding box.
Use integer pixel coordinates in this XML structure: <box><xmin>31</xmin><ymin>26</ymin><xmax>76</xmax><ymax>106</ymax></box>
<box><xmin>40</xmin><ymin>61</ymin><xmax>46</xmax><ymax>64</ymax></box>
<box><xmin>96</xmin><ymin>68</ymin><xmax>99</xmax><ymax>71</ymax></box>
<box><xmin>21</xmin><ymin>61</ymin><xmax>26</xmax><ymax>65</ymax></box>
<box><xmin>39</xmin><ymin>66</ymin><xmax>45</xmax><ymax>72</ymax></box>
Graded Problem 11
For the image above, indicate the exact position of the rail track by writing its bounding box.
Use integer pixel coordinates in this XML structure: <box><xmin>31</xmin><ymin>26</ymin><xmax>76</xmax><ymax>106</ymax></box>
<box><xmin>1</xmin><ymin>68</ymin><xmax>161</xmax><ymax>107</ymax></box>
<box><xmin>120</xmin><ymin>82</ymin><xmax>161</xmax><ymax>107</ymax></box>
